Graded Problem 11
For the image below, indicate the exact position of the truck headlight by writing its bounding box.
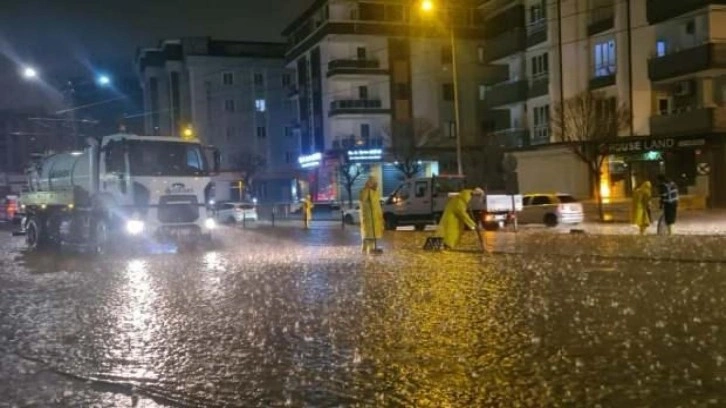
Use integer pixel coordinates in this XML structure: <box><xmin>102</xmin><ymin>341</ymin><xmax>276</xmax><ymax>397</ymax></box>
<box><xmin>204</xmin><ymin>218</ymin><xmax>217</xmax><ymax>230</ymax></box>
<box><xmin>125</xmin><ymin>220</ymin><xmax>145</xmax><ymax>235</ymax></box>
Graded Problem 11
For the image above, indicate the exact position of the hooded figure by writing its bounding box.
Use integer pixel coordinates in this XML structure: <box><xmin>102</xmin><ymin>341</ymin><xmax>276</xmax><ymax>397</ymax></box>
<box><xmin>436</xmin><ymin>189</ymin><xmax>477</xmax><ymax>249</ymax></box>
<box><xmin>359</xmin><ymin>176</ymin><xmax>384</xmax><ymax>253</ymax></box>
<box><xmin>631</xmin><ymin>180</ymin><xmax>652</xmax><ymax>235</ymax></box>
<box><xmin>301</xmin><ymin>195</ymin><xmax>314</xmax><ymax>229</ymax></box>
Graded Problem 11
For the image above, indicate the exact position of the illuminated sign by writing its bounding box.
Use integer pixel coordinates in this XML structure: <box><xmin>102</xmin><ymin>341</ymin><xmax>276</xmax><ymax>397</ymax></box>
<box><xmin>298</xmin><ymin>152</ymin><xmax>322</xmax><ymax>168</ymax></box>
<box><xmin>348</xmin><ymin>148</ymin><xmax>382</xmax><ymax>161</ymax></box>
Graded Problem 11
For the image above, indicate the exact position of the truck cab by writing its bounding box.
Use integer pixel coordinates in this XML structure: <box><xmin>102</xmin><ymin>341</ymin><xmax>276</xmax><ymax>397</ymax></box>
<box><xmin>382</xmin><ymin>175</ymin><xmax>466</xmax><ymax>230</ymax></box>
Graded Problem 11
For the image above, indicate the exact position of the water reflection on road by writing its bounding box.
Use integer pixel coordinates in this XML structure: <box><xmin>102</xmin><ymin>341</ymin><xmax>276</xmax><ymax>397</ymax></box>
<box><xmin>1</xmin><ymin>227</ymin><xmax>725</xmax><ymax>406</ymax></box>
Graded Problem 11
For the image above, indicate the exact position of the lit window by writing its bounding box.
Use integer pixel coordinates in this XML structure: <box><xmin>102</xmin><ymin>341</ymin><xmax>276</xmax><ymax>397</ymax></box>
<box><xmin>593</xmin><ymin>39</ymin><xmax>616</xmax><ymax>77</ymax></box>
<box><xmin>255</xmin><ymin>99</ymin><xmax>266</xmax><ymax>112</ymax></box>
<box><xmin>656</xmin><ymin>40</ymin><xmax>667</xmax><ymax>57</ymax></box>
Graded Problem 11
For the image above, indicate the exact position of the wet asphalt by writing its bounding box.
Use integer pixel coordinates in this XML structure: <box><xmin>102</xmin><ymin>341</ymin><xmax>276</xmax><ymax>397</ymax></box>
<box><xmin>1</xmin><ymin>223</ymin><xmax>726</xmax><ymax>407</ymax></box>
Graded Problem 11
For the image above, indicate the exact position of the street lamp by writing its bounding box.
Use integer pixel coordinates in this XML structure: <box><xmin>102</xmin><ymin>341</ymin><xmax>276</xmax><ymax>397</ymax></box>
<box><xmin>96</xmin><ymin>74</ymin><xmax>111</xmax><ymax>86</ymax></box>
<box><xmin>22</xmin><ymin>66</ymin><xmax>38</xmax><ymax>80</ymax></box>
<box><xmin>182</xmin><ymin>125</ymin><xmax>195</xmax><ymax>140</ymax></box>
<box><xmin>419</xmin><ymin>0</ymin><xmax>463</xmax><ymax>176</ymax></box>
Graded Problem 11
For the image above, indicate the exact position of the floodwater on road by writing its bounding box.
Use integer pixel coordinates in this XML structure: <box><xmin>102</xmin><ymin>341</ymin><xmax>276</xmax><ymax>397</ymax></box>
<box><xmin>1</xmin><ymin>225</ymin><xmax>726</xmax><ymax>407</ymax></box>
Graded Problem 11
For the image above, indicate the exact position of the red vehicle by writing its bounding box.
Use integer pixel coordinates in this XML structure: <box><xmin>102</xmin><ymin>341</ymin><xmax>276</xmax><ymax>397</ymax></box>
<box><xmin>1</xmin><ymin>196</ymin><xmax>18</xmax><ymax>222</ymax></box>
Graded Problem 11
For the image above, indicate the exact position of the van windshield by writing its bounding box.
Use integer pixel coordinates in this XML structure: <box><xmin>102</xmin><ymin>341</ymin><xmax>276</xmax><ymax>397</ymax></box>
<box><xmin>433</xmin><ymin>177</ymin><xmax>465</xmax><ymax>195</ymax></box>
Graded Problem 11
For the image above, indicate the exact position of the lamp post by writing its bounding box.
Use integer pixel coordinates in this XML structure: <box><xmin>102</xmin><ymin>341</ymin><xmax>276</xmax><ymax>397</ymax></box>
<box><xmin>419</xmin><ymin>0</ymin><xmax>463</xmax><ymax>176</ymax></box>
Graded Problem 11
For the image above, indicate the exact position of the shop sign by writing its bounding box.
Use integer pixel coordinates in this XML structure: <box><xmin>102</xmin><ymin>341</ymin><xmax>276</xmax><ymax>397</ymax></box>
<box><xmin>603</xmin><ymin>137</ymin><xmax>706</xmax><ymax>154</ymax></box>
<box><xmin>298</xmin><ymin>152</ymin><xmax>322</xmax><ymax>169</ymax></box>
<box><xmin>348</xmin><ymin>148</ymin><xmax>383</xmax><ymax>162</ymax></box>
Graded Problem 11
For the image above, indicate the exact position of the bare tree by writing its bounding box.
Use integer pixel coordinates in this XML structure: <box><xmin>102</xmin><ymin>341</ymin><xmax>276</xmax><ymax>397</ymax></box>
<box><xmin>384</xmin><ymin>118</ymin><xmax>439</xmax><ymax>180</ymax></box>
<box><xmin>234</xmin><ymin>152</ymin><xmax>267</xmax><ymax>197</ymax></box>
<box><xmin>338</xmin><ymin>162</ymin><xmax>364</xmax><ymax>209</ymax></box>
<box><xmin>550</xmin><ymin>91</ymin><xmax>630</xmax><ymax>221</ymax></box>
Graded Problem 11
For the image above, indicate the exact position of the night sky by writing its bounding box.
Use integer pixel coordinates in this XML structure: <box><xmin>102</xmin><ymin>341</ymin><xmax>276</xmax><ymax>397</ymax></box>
<box><xmin>0</xmin><ymin>0</ymin><xmax>310</xmax><ymax>110</ymax></box>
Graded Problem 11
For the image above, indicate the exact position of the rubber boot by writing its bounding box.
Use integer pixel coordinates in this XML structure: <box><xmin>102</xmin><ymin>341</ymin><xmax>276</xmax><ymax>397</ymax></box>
<box><xmin>667</xmin><ymin>225</ymin><xmax>673</xmax><ymax>235</ymax></box>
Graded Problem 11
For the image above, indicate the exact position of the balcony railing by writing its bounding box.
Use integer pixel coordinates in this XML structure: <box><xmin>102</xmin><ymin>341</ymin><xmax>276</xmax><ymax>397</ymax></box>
<box><xmin>490</xmin><ymin>128</ymin><xmax>530</xmax><ymax>149</ymax></box>
<box><xmin>647</xmin><ymin>0</ymin><xmax>726</xmax><ymax>24</ymax></box>
<box><xmin>331</xmin><ymin>135</ymin><xmax>385</xmax><ymax>150</ymax></box>
<box><xmin>482</xmin><ymin>80</ymin><xmax>528</xmax><ymax>108</ymax></box>
<box><xmin>326</xmin><ymin>59</ymin><xmax>388</xmax><ymax>77</ymax></box>
<box><xmin>529</xmin><ymin>75</ymin><xmax>549</xmax><ymax>98</ymax></box>
<box><xmin>649</xmin><ymin>43</ymin><xmax>726</xmax><ymax>81</ymax></box>
<box><xmin>526</xmin><ymin>20</ymin><xmax>547</xmax><ymax>47</ymax></box>
<box><xmin>650</xmin><ymin>107</ymin><xmax>726</xmax><ymax>136</ymax></box>
<box><xmin>531</xmin><ymin>126</ymin><xmax>551</xmax><ymax>145</ymax></box>
<box><xmin>483</xmin><ymin>29</ymin><xmax>526</xmax><ymax>62</ymax></box>
<box><xmin>588</xmin><ymin>5</ymin><xmax>614</xmax><ymax>36</ymax></box>
<box><xmin>589</xmin><ymin>72</ymin><xmax>616</xmax><ymax>89</ymax></box>
<box><xmin>328</xmin><ymin>99</ymin><xmax>389</xmax><ymax>116</ymax></box>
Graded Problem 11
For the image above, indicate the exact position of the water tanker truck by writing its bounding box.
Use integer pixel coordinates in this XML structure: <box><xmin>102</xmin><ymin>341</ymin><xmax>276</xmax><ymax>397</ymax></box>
<box><xmin>16</xmin><ymin>133</ymin><xmax>220</xmax><ymax>253</ymax></box>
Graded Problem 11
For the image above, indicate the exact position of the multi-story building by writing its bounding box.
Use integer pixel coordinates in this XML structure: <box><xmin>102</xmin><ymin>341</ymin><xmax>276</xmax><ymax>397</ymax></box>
<box><xmin>481</xmin><ymin>0</ymin><xmax>726</xmax><ymax>208</ymax></box>
<box><xmin>282</xmin><ymin>0</ymin><xmax>489</xmax><ymax>201</ymax></box>
<box><xmin>135</xmin><ymin>37</ymin><xmax>299</xmax><ymax>203</ymax></box>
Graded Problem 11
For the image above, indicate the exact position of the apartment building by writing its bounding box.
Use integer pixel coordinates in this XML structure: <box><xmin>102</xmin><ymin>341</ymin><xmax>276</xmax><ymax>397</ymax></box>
<box><xmin>480</xmin><ymin>0</ymin><xmax>726</xmax><ymax>208</ymax></box>
<box><xmin>135</xmin><ymin>38</ymin><xmax>299</xmax><ymax>203</ymax></box>
<box><xmin>283</xmin><ymin>0</ymin><xmax>488</xmax><ymax>201</ymax></box>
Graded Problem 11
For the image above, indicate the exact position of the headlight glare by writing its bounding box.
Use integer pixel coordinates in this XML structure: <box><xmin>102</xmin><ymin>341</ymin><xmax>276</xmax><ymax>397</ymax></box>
<box><xmin>126</xmin><ymin>219</ymin><xmax>145</xmax><ymax>235</ymax></box>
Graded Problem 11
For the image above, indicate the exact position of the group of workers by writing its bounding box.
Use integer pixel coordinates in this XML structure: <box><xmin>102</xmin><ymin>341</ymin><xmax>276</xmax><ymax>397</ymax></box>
<box><xmin>631</xmin><ymin>175</ymin><xmax>680</xmax><ymax>235</ymax></box>
<box><xmin>300</xmin><ymin>176</ymin><xmax>480</xmax><ymax>254</ymax></box>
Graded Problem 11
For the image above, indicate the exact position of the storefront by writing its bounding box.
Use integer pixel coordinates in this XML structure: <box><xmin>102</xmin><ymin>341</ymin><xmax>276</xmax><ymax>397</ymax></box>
<box><xmin>600</xmin><ymin>135</ymin><xmax>726</xmax><ymax>208</ymax></box>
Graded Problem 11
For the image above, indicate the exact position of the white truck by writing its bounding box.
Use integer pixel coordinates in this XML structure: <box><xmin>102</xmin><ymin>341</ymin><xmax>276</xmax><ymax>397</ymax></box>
<box><xmin>381</xmin><ymin>175</ymin><xmax>523</xmax><ymax>231</ymax></box>
<box><xmin>16</xmin><ymin>133</ymin><xmax>220</xmax><ymax>253</ymax></box>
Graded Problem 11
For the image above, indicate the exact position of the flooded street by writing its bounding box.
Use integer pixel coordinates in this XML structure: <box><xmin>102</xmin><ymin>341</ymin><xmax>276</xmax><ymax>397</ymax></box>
<box><xmin>1</xmin><ymin>225</ymin><xmax>726</xmax><ymax>407</ymax></box>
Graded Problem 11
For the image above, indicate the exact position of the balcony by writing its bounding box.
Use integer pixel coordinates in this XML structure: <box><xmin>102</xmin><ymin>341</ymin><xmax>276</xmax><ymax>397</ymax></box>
<box><xmin>650</xmin><ymin>107</ymin><xmax>726</xmax><ymax>136</ymax></box>
<box><xmin>647</xmin><ymin>0</ymin><xmax>726</xmax><ymax>24</ymax></box>
<box><xmin>326</xmin><ymin>59</ymin><xmax>388</xmax><ymax>77</ymax></box>
<box><xmin>589</xmin><ymin>73</ymin><xmax>616</xmax><ymax>89</ymax></box>
<box><xmin>649</xmin><ymin>43</ymin><xmax>726</xmax><ymax>81</ymax></box>
<box><xmin>483</xmin><ymin>29</ymin><xmax>526</xmax><ymax>63</ymax></box>
<box><xmin>526</xmin><ymin>21</ymin><xmax>547</xmax><ymax>47</ymax></box>
<box><xmin>328</xmin><ymin>99</ymin><xmax>390</xmax><ymax>116</ymax></box>
<box><xmin>588</xmin><ymin>5</ymin><xmax>614</xmax><ymax>36</ymax></box>
<box><xmin>332</xmin><ymin>135</ymin><xmax>385</xmax><ymax>150</ymax></box>
<box><xmin>490</xmin><ymin>128</ymin><xmax>530</xmax><ymax>149</ymax></box>
<box><xmin>481</xmin><ymin>64</ymin><xmax>509</xmax><ymax>86</ymax></box>
<box><xmin>529</xmin><ymin>76</ymin><xmax>549</xmax><ymax>98</ymax></box>
<box><xmin>483</xmin><ymin>80</ymin><xmax>528</xmax><ymax>108</ymax></box>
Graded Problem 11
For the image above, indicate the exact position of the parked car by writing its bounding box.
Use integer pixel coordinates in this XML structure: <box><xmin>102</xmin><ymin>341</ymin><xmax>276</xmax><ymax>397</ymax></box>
<box><xmin>342</xmin><ymin>206</ymin><xmax>361</xmax><ymax>225</ymax></box>
<box><xmin>518</xmin><ymin>193</ymin><xmax>584</xmax><ymax>227</ymax></box>
<box><xmin>216</xmin><ymin>202</ymin><xmax>258</xmax><ymax>224</ymax></box>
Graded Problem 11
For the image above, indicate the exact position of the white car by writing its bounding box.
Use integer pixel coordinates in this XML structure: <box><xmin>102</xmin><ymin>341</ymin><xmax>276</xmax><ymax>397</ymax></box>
<box><xmin>518</xmin><ymin>193</ymin><xmax>584</xmax><ymax>227</ymax></box>
<box><xmin>342</xmin><ymin>207</ymin><xmax>360</xmax><ymax>225</ymax></box>
<box><xmin>216</xmin><ymin>202</ymin><xmax>258</xmax><ymax>224</ymax></box>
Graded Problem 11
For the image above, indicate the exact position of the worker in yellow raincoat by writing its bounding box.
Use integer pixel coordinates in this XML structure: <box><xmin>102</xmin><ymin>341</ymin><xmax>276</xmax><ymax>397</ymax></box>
<box><xmin>437</xmin><ymin>189</ymin><xmax>478</xmax><ymax>249</ymax></box>
<box><xmin>301</xmin><ymin>194</ymin><xmax>313</xmax><ymax>229</ymax></box>
<box><xmin>631</xmin><ymin>180</ymin><xmax>652</xmax><ymax>235</ymax></box>
<box><xmin>359</xmin><ymin>176</ymin><xmax>384</xmax><ymax>253</ymax></box>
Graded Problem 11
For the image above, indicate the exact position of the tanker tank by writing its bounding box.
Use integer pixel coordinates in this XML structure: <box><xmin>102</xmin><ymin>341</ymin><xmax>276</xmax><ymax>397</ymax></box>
<box><xmin>36</xmin><ymin>151</ymin><xmax>91</xmax><ymax>193</ymax></box>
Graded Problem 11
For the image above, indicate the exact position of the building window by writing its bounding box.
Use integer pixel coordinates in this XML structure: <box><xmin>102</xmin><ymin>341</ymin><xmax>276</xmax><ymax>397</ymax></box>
<box><xmin>396</xmin><ymin>83</ymin><xmax>410</xmax><ymax>99</ymax></box>
<box><xmin>657</xmin><ymin>97</ymin><xmax>672</xmax><ymax>115</ymax></box>
<box><xmin>685</xmin><ymin>20</ymin><xmax>695</xmax><ymax>35</ymax></box>
<box><xmin>224</xmin><ymin>99</ymin><xmax>235</xmax><ymax>112</ymax></box>
<box><xmin>360</xmin><ymin>124</ymin><xmax>371</xmax><ymax>144</ymax></box>
<box><xmin>357</xmin><ymin>47</ymin><xmax>367</xmax><ymax>60</ymax></box>
<box><xmin>529</xmin><ymin>0</ymin><xmax>546</xmax><ymax>24</ymax></box>
<box><xmin>285</xmin><ymin>152</ymin><xmax>294</xmax><ymax>163</ymax></box>
<box><xmin>446</xmin><ymin>121</ymin><xmax>457</xmax><ymax>139</ymax></box>
<box><xmin>358</xmin><ymin>86</ymin><xmax>368</xmax><ymax>99</ymax></box>
<box><xmin>359</xmin><ymin>2</ymin><xmax>385</xmax><ymax>21</ymax></box>
<box><xmin>477</xmin><ymin>46</ymin><xmax>485</xmax><ymax>63</ymax></box>
<box><xmin>656</xmin><ymin>40</ymin><xmax>667</xmax><ymax>57</ymax></box>
<box><xmin>254</xmin><ymin>73</ymin><xmax>264</xmax><ymax>86</ymax></box>
<box><xmin>256</xmin><ymin>126</ymin><xmax>267</xmax><ymax>138</ymax></box>
<box><xmin>441</xmin><ymin>45</ymin><xmax>453</xmax><ymax>64</ymax></box>
<box><xmin>442</xmin><ymin>83</ymin><xmax>454</xmax><ymax>101</ymax></box>
<box><xmin>533</xmin><ymin>104</ymin><xmax>550</xmax><ymax>141</ymax></box>
<box><xmin>226</xmin><ymin>127</ymin><xmax>235</xmax><ymax>141</ymax></box>
<box><xmin>531</xmin><ymin>52</ymin><xmax>549</xmax><ymax>78</ymax></box>
<box><xmin>222</xmin><ymin>72</ymin><xmax>234</xmax><ymax>85</ymax></box>
<box><xmin>255</xmin><ymin>99</ymin><xmax>266</xmax><ymax>112</ymax></box>
<box><xmin>593</xmin><ymin>39</ymin><xmax>616</xmax><ymax>77</ymax></box>
<box><xmin>479</xmin><ymin>85</ymin><xmax>487</xmax><ymax>101</ymax></box>
<box><xmin>284</xmin><ymin>126</ymin><xmax>293</xmax><ymax>138</ymax></box>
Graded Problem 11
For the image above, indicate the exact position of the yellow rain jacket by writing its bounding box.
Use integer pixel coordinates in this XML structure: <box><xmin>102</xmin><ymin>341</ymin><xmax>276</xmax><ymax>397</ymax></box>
<box><xmin>631</xmin><ymin>181</ymin><xmax>652</xmax><ymax>229</ymax></box>
<box><xmin>359</xmin><ymin>185</ymin><xmax>384</xmax><ymax>240</ymax></box>
<box><xmin>302</xmin><ymin>196</ymin><xmax>314</xmax><ymax>221</ymax></box>
<box><xmin>437</xmin><ymin>189</ymin><xmax>477</xmax><ymax>249</ymax></box>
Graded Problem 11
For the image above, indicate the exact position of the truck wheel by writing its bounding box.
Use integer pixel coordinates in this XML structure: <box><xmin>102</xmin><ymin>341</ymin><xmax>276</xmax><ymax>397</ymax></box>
<box><xmin>544</xmin><ymin>213</ymin><xmax>558</xmax><ymax>227</ymax></box>
<box><xmin>25</xmin><ymin>217</ymin><xmax>47</xmax><ymax>250</ymax></box>
<box><xmin>384</xmin><ymin>214</ymin><xmax>397</xmax><ymax>231</ymax></box>
<box><xmin>92</xmin><ymin>219</ymin><xmax>111</xmax><ymax>255</ymax></box>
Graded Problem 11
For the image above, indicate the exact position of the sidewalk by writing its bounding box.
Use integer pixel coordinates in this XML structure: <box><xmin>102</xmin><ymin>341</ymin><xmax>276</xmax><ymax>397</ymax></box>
<box><xmin>535</xmin><ymin>210</ymin><xmax>726</xmax><ymax>236</ymax></box>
